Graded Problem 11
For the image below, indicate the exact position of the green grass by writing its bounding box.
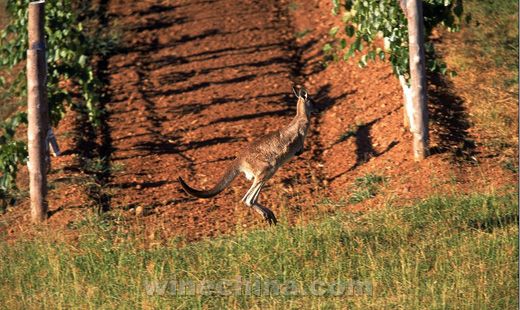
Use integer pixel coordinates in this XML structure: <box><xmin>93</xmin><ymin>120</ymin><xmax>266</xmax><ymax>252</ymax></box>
<box><xmin>0</xmin><ymin>192</ymin><xmax>517</xmax><ymax>309</ymax></box>
<box><xmin>348</xmin><ymin>173</ymin><xmax>386</xmax><ymax>204</ymax></box>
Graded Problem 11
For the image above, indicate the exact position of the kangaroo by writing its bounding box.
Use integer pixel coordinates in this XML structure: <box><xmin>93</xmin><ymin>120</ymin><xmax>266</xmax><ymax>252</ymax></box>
<box><xmin>178</xmin><ymin>87</ymin><xmax>312</xmax><ymax>225</ymax></box>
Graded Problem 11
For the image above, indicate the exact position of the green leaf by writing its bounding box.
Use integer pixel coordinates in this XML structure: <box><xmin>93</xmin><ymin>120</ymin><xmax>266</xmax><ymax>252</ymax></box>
<box><xmin>323</xmin><ymin>43</ymin><xmax>333</xmax><ymax>53</ymax></box>
<box><xmin>353</xmin><ymin>38</ymin><xmax>362</xmax><ymax>51</ymax></box>
<box><xmin>359</xmin><ymin>54</ymin><xmax>367</xmax><ymax>67</ymax></box>
<box><xmin>331</xmin><ymin>0</ymin><xmax>340</xmax><ymax>15</ymax></box>
<box><xmin>345</xmin><ymin>25</ymin><xmax>355</xmax><ymax>37</ymax></box>
<box><xmin>344</xmin><ymin>45</ymin><xmax>356</xmax><ymax>60</ymax></box>
<box><xmin>453</xmin><ymin>0</ymin><xmax>463</xmax><ymax>17</ymax></box>
<box><xmin>345</xmin><ymin>0</ymin><xmax>353</xmax><ymax>10</ymax></box>
<box><xmin>342</xmin><ymin>12</ymin><xmax>352</xmax><ymax>23</ymax></box>
<box><xmin>429</xmin><ymin>60</ymin><xmax>437</xmax><ymax>71</ymax></box>
<box><xmin>329</xmin><ymin>26</ymin><xmax>339</xmax><ymax>37</ymax></box>
<box><xmin>367</xmin><ymin>50</ymin><xmax>376</xmax><ymax>61</ymax></box>
<box><xmin>340</xmin><ymin>39</ymin><xmax>347</xmax><ymax>49</ymax></box>
<box><xmin>78</xmin><ymin>55</ymin><xmax>87</xmax><ymax>66</ymax></box>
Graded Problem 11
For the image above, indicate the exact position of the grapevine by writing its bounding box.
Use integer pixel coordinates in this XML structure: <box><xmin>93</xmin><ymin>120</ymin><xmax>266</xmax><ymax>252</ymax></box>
<box><xmin>0</xmin><ymin>0</ymin><xmax>104</xmax><ymax>209</ymax></box>
<box><xmin>326</xmin><ymin>0</ymin><xmax>464</xmax><ymax>79</ymax></box>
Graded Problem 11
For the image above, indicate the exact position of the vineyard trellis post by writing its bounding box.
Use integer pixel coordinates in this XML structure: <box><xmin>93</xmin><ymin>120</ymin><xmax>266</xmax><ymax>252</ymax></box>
<box><xmin>400</xmin><ymin>0</ymin><xmax>429</xmax><ymax>161</ymax></box>
<box><xmin>27</xmin><ymin>0</ymin><xmax>49</xmax><ymax>223</ymax></box>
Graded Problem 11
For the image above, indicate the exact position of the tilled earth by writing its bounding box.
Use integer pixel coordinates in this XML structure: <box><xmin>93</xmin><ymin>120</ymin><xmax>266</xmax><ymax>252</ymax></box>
<box><xmin>2</xmin><ymin>0</ymin><xmax>515</xmax><ymax>241</ymax></box>
<box><xmin>103</xmin><ymin>0</ymin><xmax>322</xmax><ymax>239</ymax></box>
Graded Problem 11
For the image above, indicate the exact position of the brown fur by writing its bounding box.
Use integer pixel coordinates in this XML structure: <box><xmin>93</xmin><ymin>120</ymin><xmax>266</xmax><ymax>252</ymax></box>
<box><xmin>179</xmin><ymin>87</ymin><xmax>312</xmax><ymax>224</ymax></box>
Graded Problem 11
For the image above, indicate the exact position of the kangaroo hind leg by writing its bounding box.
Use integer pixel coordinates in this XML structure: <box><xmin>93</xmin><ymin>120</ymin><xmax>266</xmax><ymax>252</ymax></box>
<box><xmin>242</xmin><ymin>179</ymin><xmax>277</xmax><ymax>225</ymax></box>
<box><xmin>241</xmin><ymin>180</ymin><xmax>262</xmax><ymax>206</ymax></box>
<box><xmin>251</xmin><ymin>181</ymin><xmax>278</xmax><ymax>225</ymax></box>
<box><xmin>252</xmin><ymin>203</ymin><xmax>277</xmax><ymax>226</ymax></box>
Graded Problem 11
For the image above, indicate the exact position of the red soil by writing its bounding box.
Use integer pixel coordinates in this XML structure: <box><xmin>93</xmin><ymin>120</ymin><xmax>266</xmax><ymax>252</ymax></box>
<box><xmin>1</xmin><ymin>0</ymin><xmax>515</xmax><ymax>242</ymax></box>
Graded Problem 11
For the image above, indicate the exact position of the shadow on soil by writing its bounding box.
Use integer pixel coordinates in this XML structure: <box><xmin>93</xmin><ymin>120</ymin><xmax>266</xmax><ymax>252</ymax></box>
<box><xmin>312</xmin><ymin>69</ymin><xmax>476</xmax><ymax>184</ymax></box>
<box><xmin>66</xmin><ymin>0</ymin><xmax>114</xmax><ymax>215</ymax></box>
<box><xmin>309</xmin><ymin>83</ymin><xmax>400</xmax><ymax>182</ymax></box>
<box><xmin>428</xmin><ymin>72</ymin><xmax>477</xmax><ymax>161</ymax></box>
<box><xmin>68</xmin><ymin>0</ymin><xmax>339</xmax><ymax>214</ymax></box>
<box><xmin>105</xmin><ymin>0</ymin><xmax>326</xmax><ymax>165</ymax></box>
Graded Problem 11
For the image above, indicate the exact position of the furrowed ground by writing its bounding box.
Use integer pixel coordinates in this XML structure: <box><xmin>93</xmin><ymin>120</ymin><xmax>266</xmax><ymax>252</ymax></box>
<box><xmin>1</xmin><ymin>0</ymin><xmax>516</xmax><ymax>241</ymax></box>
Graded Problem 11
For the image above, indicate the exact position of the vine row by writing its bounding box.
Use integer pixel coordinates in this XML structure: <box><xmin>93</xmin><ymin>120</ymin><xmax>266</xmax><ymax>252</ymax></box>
<box><xmin>0</xmin><ymin>0</ymin><xmax>107</xmax><ymax>209</ymax></box>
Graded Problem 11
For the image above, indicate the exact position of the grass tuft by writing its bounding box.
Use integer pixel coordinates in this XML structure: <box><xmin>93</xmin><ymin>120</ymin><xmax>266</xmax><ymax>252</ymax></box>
<box><xmin>348</xmin><ymin>173</ymin><xmax>386</xmax><ymax>204</ymax></box>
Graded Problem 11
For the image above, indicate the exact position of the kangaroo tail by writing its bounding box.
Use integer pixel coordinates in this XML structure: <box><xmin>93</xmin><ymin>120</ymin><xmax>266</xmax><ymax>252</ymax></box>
<box><xmin>178</xmin><ymin>162</ymin><xmax>240</xmax><ymax>199</ymax></box>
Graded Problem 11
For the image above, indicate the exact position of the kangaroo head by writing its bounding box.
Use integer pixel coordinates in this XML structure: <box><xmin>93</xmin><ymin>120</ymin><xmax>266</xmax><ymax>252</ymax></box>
<box><xmin>293</xmin><ymin>86</ymin><xmax>312</xmax><ymax>118</ymax></box>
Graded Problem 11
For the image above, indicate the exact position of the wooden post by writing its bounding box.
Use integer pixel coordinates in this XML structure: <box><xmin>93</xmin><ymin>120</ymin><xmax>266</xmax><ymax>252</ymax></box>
<box><xmin>405</xmin><ymin>0</ymin><xmax>429</xmax><ymax>161</ymax></box>
<box><xmin>27</xmin><ymin>1</ymin><xmax>49</xmax><ymax>223</ymax></box>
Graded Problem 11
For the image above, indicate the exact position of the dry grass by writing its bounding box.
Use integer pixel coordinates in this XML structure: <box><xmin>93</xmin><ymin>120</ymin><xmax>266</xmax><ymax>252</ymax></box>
<box><xmin>436</xmin><ymin>0</ymin><xmax>518</xmax><ymax>166</ymax></box>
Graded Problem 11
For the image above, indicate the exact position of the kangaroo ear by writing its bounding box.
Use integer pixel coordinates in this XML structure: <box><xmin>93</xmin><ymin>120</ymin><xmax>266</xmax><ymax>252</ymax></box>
<box><xmin>292</xmin><ymin>87</ymin><xmax>299</xmax><ymax>98</ymax></box>
<box><xmin>301</xmin><ymin>88</ymin><xmax>308</xmax><ymax>100</ymax></box>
